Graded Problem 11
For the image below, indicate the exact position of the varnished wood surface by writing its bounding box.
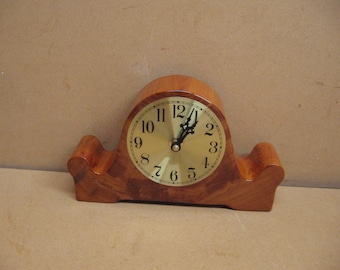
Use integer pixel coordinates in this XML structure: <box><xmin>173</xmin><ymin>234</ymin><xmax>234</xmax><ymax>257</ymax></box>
<box><xmin>67</xmin><ymin>75</ymin><xmax>284</xmax><ymax>211</ymax></box>
<box><xmin>130</xmin><ymin>75</ymin><xmax>225</xmax><ymax>114</ymax></box>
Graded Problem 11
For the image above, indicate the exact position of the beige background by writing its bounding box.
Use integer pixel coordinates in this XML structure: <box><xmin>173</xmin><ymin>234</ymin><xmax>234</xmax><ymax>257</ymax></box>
<box><xmin>0</xmin><ymin>0</ymin><xmax>339</xmax><ymax>188</ymax></box>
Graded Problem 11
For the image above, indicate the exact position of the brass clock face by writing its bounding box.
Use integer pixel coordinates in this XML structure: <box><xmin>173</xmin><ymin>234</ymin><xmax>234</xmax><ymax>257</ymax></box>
<box><xmin>127</xmin><ymin>96</ymin><xmax>226</xmax><ymax>186</ymax></box>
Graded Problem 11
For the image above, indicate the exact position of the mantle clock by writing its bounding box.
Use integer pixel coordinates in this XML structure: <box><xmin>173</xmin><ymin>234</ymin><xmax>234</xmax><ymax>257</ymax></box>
<box><xmin>67</xmin><ymin>75</ymin><xmax>284</xmax><ymax>211</ymax></box>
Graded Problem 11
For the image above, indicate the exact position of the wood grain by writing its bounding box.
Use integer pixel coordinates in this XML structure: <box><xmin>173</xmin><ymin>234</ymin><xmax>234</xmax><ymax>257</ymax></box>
<box><xmin>67</xmin><ymin>75</ymin><xmax>284</xmax><ymax>211</ymax></box>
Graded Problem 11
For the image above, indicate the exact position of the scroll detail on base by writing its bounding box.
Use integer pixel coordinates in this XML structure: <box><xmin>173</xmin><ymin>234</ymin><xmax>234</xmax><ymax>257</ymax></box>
<box><xmin>68</xmin><ymin>135</ymin><xmax>284</xmax><ymax>211</ymax></box>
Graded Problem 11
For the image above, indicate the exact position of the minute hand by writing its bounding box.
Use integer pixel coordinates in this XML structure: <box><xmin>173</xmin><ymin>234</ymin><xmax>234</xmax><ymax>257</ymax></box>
<box><xmin>176</xmin><ymin>109</ymin><xmax>198</xmax><ymax>144</ymax></box>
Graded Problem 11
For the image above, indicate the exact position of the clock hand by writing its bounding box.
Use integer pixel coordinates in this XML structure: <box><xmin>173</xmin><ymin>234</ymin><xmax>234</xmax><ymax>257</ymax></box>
<box><xmin>171</xmin><ymin>109</ymin><xmax>198</xmax><ymax>152</ymax></box>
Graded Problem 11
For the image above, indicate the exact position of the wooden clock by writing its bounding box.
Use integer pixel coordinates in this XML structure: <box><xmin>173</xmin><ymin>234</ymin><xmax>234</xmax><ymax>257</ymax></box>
<box><xmin>67</xmin><ymin>75</ymin><xmax>284</xmax><ymax>211</ymax></box>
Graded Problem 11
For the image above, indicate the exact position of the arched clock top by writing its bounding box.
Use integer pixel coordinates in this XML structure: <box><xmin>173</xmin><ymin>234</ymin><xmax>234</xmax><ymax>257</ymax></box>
<box><xmin>130</xmin><ymin>75</ymin><xmax>225</xmax><ymax>112</ymax></box>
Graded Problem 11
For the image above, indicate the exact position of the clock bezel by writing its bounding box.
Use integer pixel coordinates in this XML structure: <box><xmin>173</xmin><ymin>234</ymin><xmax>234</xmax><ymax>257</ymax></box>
<box><xmin>126</xmin><ymin>94</ymin><xmax>227</xmax><ymax>187</ymax></box>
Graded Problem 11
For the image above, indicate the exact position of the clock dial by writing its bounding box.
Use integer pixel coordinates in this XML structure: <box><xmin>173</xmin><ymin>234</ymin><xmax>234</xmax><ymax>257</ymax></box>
<box><xmin>127</xmin><ymin>96</ymin><xmax>226</xmax><ymax>186</ymax></box>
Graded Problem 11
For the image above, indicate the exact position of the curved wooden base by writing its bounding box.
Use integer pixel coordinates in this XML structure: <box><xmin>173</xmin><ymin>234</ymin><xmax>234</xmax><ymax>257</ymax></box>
<box><xmin>68</xmin><ymin>135</ymin><xmax>284</xmax><ymax>211</ymax></box>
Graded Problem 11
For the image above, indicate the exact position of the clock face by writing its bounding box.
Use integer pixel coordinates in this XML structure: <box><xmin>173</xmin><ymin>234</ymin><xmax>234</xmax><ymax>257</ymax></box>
<box><xmin>127</xmin><ymin>96</ymin><xmax>226</xmax><ymax>186</ymax></box>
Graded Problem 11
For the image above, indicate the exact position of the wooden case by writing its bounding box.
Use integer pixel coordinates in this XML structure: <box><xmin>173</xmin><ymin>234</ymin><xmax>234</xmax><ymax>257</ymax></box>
<box><xmin>67</xmin><ymin>75</ymin><xmax>284</xmax><ymax>211</ymax></box>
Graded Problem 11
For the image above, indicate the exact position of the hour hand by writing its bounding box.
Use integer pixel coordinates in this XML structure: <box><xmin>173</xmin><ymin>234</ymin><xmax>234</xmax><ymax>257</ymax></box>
<box><xmin>171</xmin><ymin>109</ymin><xmax>198</xmax><ymax>151</ymax></box>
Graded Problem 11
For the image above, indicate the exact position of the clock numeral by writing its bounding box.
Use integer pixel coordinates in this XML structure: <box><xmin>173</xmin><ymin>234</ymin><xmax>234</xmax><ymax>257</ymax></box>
<box><xmin>188</xmin><ymin>167</ymin><xmax>196</xmax><ymax>179</ymax></box>
<box><xmin>142</xmin><ymin>120</ymin><xmax>154</xmax><ymax>133</ymax></box>
<box><xmin>202</xmin><ymin>157</ymin><xmax>209</xmax><ymax>168</ymax></box>
<box><xmin>157</xmin><ymin>108</ymin><xmax>165</xmax><ymax>122</ymax></box>
<box><xmin>154</xmin><ymin>165</ymin><xmax>161</xmax><ymax>177</ymax></box>
<box><xmin>140</xmin><ymin>153</ymin><xmax>150</xmax><ymax>165</ymax></box>
<box><xmin>133</xmin><ymin>136</ymin><xmax>143</xmax><ymax>148</ymax></box>
<box><xmin>170</xmin><ymin>170</ymin><xmax>178</xmax><ymax>182</ymax></box>
<box><xmin>209</xmin><ymin>141</ymin><xmax>218</xmax><ymax>153</ymax></box>
<box><xmin>173</xmin><ymin>105</ymin><xmax>186</xmax><ymax>118</ymax></box>
<box><xmin>205</xmin><ymin>123</ymin><xmax>214</xmax><ymax>136</ymax></box>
